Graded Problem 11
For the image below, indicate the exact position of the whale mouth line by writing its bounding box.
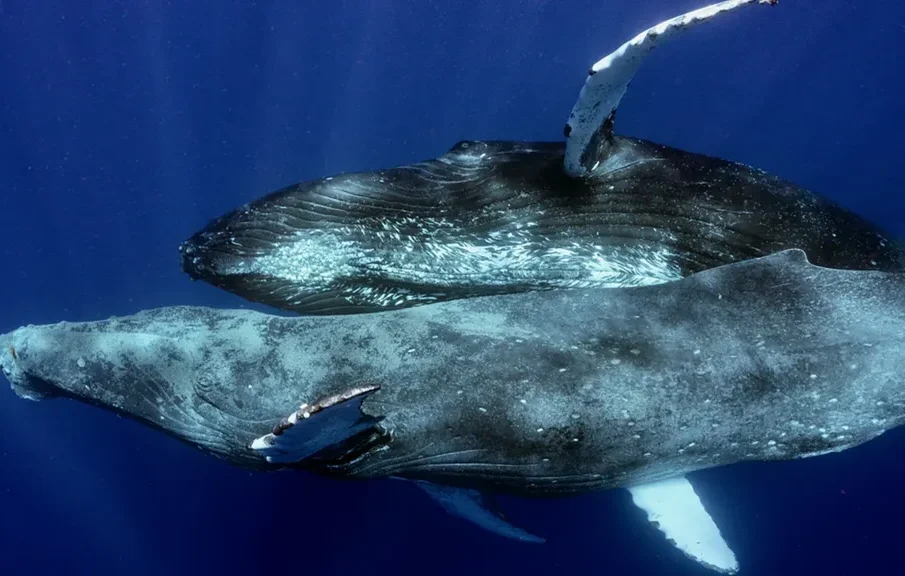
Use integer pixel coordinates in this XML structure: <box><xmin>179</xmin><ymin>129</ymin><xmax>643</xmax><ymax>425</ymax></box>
<box><xmin>6</xmin><ymin>372</ymin><xmax>61</xmax><ymax>402</ymax></box>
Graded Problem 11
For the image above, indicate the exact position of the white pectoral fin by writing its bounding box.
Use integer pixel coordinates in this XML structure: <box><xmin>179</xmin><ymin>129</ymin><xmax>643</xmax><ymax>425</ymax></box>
<box><xmin>563</xmin><ymin>0</ymin><xmax>777</xmax><ymax>177</ymax></box>
<box><xmin>628</xmin><ymin>476</ymin><xmax>738</xmax><ymax>574</ymax></box>
<box><xmin>414</xmin><ymin>480</ymin><xmax>545</xmax><ymax>544</ymax></box>
<box><xmin>249</xmin><ymin>385</ymin><xmax>381</xmax><ymax>464</ymax></box>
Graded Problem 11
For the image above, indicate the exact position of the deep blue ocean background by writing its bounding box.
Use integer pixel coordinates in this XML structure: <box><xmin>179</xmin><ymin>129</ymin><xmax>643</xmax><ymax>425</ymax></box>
<box><xmin>2</xmin><ymin>1</ymin><xmax>904</xmax><ymax>575</ymax></box>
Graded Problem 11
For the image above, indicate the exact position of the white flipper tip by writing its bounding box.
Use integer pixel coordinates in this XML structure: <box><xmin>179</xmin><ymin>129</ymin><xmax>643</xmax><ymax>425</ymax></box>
<box><xmin>564</xmin><ymin>0</ymin><xmax>778</xmax><ymax>177</ymax></box>
<box><xmin>629</xmin><ymin>476</ymin><xmax>738</xmax><ymax>574</ymax></box>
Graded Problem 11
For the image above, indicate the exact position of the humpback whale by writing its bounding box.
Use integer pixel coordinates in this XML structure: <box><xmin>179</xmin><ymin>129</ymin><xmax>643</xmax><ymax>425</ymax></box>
<box><xmin>5</xmin><ymin>1</ymin><xmax>902</xmax><ymax>574</ymax></box>
<box><xmin>179</xmin><ymin>0</ymin><xmax>905</xmax><ymax>315</ymax></box>
<box><xmin>4</xmin><ymin>250</ymin><xmax>905</xmax><ymax>573</ymax></box>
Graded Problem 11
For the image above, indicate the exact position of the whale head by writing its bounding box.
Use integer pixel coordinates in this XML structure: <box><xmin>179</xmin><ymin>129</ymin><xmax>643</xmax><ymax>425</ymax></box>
<box><xmin>0</xmin><ymin>308</ymin><xmax>388</xmax><ymax>471</ymax></box>
<box><xmin>179</xmin><ymin>179</ymin><xmax>390</xmax><ymax>316</ymax></box>
<box><xmin>0</xmin><ymin>312</ymin><xmax>284</xmax><ymax>468</ymax></box>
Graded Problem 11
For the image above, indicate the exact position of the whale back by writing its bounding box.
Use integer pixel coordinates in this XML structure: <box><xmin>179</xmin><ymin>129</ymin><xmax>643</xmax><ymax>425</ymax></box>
<box><xmin>314</xmin><ymin>250</ymin><xmax>905</xmax><ymax>494</ymax></box>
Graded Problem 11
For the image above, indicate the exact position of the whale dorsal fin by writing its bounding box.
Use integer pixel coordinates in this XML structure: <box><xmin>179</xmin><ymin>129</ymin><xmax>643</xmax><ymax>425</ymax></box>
<box><xmin>628</xmin><ymin>476</ymin><xmax>738</xmax><ymax>574</ymax></box>
<box><xmin>414</xmin><ymin>480</ymin><xmax>545</xmax><ymax>544</ymax></box>
<box><xmin>563</xmin><ymin>0</ymin><xmax>777</xmax><ymax>177</ymax></box>
<box><xmin>249</xmin><ymin>385</ymin><xmax>382</xmax><ymax>464</ymax></box>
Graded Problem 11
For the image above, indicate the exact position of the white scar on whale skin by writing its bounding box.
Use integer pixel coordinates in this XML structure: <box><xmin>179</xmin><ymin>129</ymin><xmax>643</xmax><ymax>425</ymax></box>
<box><xmin>564</xmin><ymin>0</ymin><xmax>777</xmax><ymax>177</ymax></box>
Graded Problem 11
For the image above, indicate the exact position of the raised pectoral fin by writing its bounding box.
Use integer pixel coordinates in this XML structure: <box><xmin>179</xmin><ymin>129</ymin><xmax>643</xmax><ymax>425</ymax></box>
<box><xmin>628</xmin><ymin>476</ymin><xmax>738</xmax><ymax>574</ymax></box>
<box><xmin>414</xmin><ymin>480</ymin><xmax>545</xmax><ymax>544</ymax></box>
<box><xmin>564</xmin><ymin>0</ymin><xmax>777</xmax><ymax>177</ymax></box>
<box><xmin>250</xmin><ymin>385</ymin><xmax>381</xmax><ymax>464</ymax></box>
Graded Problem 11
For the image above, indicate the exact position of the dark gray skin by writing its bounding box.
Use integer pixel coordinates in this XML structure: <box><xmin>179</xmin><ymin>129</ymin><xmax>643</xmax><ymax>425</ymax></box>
<box><xmin>3</xmin><ymin>250</ymin><xmax>905</xmax><ymax>496</ymax></box>
<box><xmin>179</xmin><ymin>137</ymin><xmax>905</xmax><ymax>315</ymax></box>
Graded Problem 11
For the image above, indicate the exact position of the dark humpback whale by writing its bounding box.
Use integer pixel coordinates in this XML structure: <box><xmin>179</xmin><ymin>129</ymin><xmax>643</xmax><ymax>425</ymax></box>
<box><xmin>4</xmin><ymin>250</ymin><xmax>905</xmax><ymax>573</ymax></box>
<box><xmin>179</xmin><ymin>0</ymin><xmax>905</xmax><ymax>315</ymax></box>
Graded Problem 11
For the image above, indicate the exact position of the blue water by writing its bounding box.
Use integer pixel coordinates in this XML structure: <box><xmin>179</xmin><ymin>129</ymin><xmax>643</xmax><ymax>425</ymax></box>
<box><xmin>2</xmin><ymin>1</ymin><xmax>904</xmax><ymax>574</ymax></box>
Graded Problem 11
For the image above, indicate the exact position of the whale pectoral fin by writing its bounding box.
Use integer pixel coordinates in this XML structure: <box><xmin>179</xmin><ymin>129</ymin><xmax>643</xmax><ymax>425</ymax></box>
<box><xmin>249</xmin><ymin>384</ymin><xmax>382</xmax><ymax>464</ymax></box>
<box><xmin>563</xmin><ymin>0</ymin><xmax>777</xmax><ymax>177</ymax></box>
<box><xmin>414</xmin><ymin>480</ymin><xmax>545</xmax><ymax>544</ymax></box>
<box><xmin>628</xmin><ymin>476</ymin><xmax>738</xmax><ymax>574</ymax></box>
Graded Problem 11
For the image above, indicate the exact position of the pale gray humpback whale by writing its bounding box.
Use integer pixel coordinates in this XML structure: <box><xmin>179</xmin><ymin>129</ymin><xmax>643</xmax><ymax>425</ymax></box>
<box><xmin>4</xmin><ymin>250</ymin><xmax>905</xmax><ymax>573</ymax></box>
<box><xmin>179</xmin><ymin>0</ymin><xmax>905</xmax><ymax>315</ymax></box>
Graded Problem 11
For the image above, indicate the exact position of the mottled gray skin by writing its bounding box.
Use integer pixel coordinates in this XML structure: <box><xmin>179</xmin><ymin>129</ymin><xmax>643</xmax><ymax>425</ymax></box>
<box><xmin>180</xmin><ymin>138</ymin><xmax>905</xmax><ymax>314</ymax></box>
<box><xmin>3</xmin><ymin>250</ymin><xmax>905</xmax><ymax>496</ymax></box>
